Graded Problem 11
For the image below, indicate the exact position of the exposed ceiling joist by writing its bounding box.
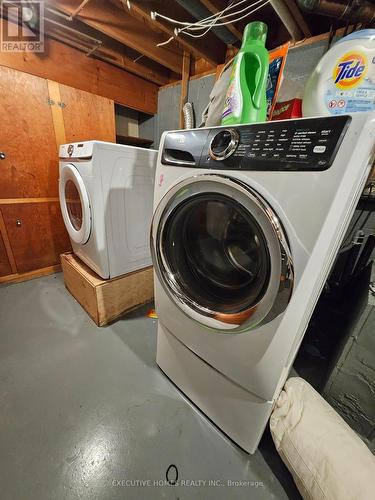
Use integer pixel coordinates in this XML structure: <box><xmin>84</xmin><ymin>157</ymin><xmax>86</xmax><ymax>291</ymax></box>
<box><xmin>174</xmin><ymin>0</ymin><xmax>239</xmax><ymax>44</ymax></box>
<box><xmin>123</xmin><ymin>0</ymin><xmax>227</xmax><ymax>66</ymax></box>
<box><xmin>47</xmin><ymin>0</ymin><xmax>183</xmax><ymax>74</ymax></box>
<box><xmin>45</xmin><ymin>32</ymin><xmax>170</xmax><ymax>86</ymax></box>
<box><xmin>94</xmin><ymin>48</ymin><xmax>171</xmax><ymax>86</ymax></box>
<box><xmin>45</xmin><ymin>7</ymin><xmax>172</xmax><ymax>85</ymax></box>
<box><xmin>70</xmin><ymin>0</ymin><xmax>93</xmax><ymax>19</ymax></box>
<box><xmin>199</xmin><ymin>0</ymin><xmax>244</xmax><ymax>41</ymax></box>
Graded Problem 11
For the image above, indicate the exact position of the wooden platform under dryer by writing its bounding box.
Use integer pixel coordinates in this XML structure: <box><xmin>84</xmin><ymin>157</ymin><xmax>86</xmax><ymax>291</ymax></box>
<box><xmin>61</xmin><ymin>253</ymin><xmax>154</xmax><ymax>326</ymax></box>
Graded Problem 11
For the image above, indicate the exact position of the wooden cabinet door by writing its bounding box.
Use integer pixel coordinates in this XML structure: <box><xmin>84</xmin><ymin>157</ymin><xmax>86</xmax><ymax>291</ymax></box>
<box><xmin>0</xmin><ymin>69</ymin><xmax>116</xmax><ymax>283</ymax></box>
<box><xmin>1</xmin><ymin>202</ymin><xmax>70</xmax><ymax>273</ymax></box>
<box><xmin>0</xmin><ymin>66</ymin><xmax>59</xmax><ymax>199</ymax></box>
<box><xmin>0</xmin><ymin>230</ymin><xmax>12</xmax><ymax>277</ymax></box>
<box><xmin>59</xmin><ymin>84</ymin><xmax>116</xmax><ymax>143</ymax></box>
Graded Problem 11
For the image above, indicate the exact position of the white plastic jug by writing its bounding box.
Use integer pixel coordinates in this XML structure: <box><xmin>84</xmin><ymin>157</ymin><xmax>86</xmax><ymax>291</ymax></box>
<box><xmin>303</xmin><ymin>30</ymin><xmax>375</xmax><ymax>117</ymax></box>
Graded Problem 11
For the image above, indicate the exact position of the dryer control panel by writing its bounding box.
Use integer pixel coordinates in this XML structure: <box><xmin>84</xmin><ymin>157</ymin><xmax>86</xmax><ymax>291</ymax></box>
<box><xmin>161</xmin><ymin>115</ymin><xmax>351</xmax><ymax>171</ymax></box>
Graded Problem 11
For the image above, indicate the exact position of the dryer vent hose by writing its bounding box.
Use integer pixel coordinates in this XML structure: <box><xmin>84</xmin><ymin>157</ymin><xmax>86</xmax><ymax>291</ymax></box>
<box><xmin>183</xmin><ymin>102</ymin><xmax>195</xmax><ymax>129</ymax></box>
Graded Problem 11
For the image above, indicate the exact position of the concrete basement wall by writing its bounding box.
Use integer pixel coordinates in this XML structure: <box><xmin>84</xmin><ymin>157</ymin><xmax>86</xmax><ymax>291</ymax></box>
<box><xmin>155</xmin><ymin>73</ymin><xmax>215</xmax><ymax>147</ymax></box>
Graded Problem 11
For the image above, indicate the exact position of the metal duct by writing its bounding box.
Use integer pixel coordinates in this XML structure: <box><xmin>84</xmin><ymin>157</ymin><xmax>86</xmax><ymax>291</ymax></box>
<box><xmin>174</xmin><ymin>0</ymin><xmax>239</xmax><ymax>44</ymax></box>
<box><xmin>297</xmin><ymin>0</ymin><xmax>375</xmax><ymax>26</ymax></box>
<box><xmin>183</xmin><ymin>102</ymin><xmax>195</xmax><ymax>129</ymax></box>
<box><xmin>270</xmin><ymin>0</ymin><xmax>304</xmax><ymax>40</ymax></box>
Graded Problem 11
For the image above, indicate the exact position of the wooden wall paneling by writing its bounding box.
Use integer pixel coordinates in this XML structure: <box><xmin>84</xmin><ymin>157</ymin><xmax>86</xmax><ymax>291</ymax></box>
<box><xmin>0</xmin><ymin>20</ymin><xmax>158</xmax><ymax>114</ymax></box>
<box><xmin>0</xmin><ymin>265</ymin><xmax>62</xmax><ymax>285</ymax></box>
<box><xmin>0</xmin><ymin>66</ymin><xmax>59</xmax><ymax>199</ymax></box>
<box><xmin>47</xmin><ymin>80</ymin><xmax>67</xmax><ymax>147</ymax></box>
<box><xmin>1</xmin><ymin>202</ymin><xmax>71</xmax><ymax>274</ymax></box>
<box><xmin>0</xmin><ymin>198</ymin><xmax>59</xmax><ymax>205</ymax></box>
<box><xmin>58</xmin><ymin>84</ymin><xmax>116</xmax><ymax>143</ymax></box>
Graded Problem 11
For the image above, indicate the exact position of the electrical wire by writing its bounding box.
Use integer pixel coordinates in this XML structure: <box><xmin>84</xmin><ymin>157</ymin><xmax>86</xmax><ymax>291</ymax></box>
<box><xmin>177</xmin><ymin>0</ymin><xmax>235</xmax><ymax>39</ymax></box>
<box><xmin>157</xmin><ymin>36</ymin><xmax>175</xmax><ymax>47</ymax></box>
<box><xmin>153</xmin><ymin>0</ymin><xmax>270</xmax><ymax>46</ymax></box>
<box><xmin>182</xmin><ymin>0</ymin><xmax>267</xmax><ymax>31</ymax></box>
<box><xmin>178</xmin><ymin>0</ymin><xmax>270</xmax><ymax>38</ymax></box>
<box><xmin>152</xmin><ymin>0</ymin><xmax>246</xmax><ymax>28</ymax></box>
<box><xmin>156</xmin><ymin>0</ymin><xmax>237</xmax><ymax>43</ymax></box>
<box><xmin>155</xmin><ymin>0</ymin><xmax>237</xmax><ymax>46</ymax></box>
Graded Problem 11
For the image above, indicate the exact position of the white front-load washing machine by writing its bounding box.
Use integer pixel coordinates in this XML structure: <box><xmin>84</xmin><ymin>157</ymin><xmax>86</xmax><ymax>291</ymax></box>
<box><xmin>59</xmin><ymin>141</ymin><xmax>157</xmax><ymax>279</ymax></box>
<box><xmin>151</xmin><ymin>113</ymin><xmax>375</xmax><ymax>453</ymax></box>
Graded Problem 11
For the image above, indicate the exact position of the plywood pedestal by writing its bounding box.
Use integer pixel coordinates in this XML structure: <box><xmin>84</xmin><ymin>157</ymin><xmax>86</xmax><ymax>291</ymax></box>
<box><xmin>61</xmin><ymin>253</ymin><xmax>154</xmax><ymax>326</ymax></box>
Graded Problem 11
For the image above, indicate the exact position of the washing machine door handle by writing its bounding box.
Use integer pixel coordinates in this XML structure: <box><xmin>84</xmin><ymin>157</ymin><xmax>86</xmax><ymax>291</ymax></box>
<box><xmin>151</xmin><ymin>174</ymin><xmax>294</xmax><ymax>333</ymax></box>
<box><xmin>59</xmin><ymin>163</ymin><xmax>91</xmax><ymax>245</ymax></box>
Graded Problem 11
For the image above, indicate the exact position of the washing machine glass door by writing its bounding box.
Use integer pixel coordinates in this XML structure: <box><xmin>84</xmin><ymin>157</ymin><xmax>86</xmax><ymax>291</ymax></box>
<box><xmin>59</xmin><ymin>163</ymin><xmax>91</xmax><ymax>244</ymax></box>
<box><xmin>152</xmin><ymin>174</ymin><xmax>294</xmax><ymax>332</ymax></box>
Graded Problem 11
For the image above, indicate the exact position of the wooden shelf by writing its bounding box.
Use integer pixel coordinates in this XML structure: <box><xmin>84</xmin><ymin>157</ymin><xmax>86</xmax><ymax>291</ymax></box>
<box><xmin>116</xmin><ymin>135</ymin><xmax>153</xmax><ymax>147</ymax></box>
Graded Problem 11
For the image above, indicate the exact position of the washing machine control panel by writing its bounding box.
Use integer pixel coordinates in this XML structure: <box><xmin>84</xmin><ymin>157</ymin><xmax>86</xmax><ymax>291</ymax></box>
<box><xmin>161</xmin><ymin>116</ymin><xmax>351</xmax><ymax>171</ymax></box>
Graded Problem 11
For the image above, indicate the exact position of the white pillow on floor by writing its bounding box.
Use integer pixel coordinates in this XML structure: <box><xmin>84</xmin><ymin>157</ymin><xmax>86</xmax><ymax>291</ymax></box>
<box><xmin>270</xmin><ymin>377</ymin><xmax>375</xmax><ymax>500</ymax></box>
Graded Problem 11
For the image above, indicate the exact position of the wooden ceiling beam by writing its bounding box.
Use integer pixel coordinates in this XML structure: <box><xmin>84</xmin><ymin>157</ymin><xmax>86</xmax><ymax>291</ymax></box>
<box><xmin>0</xmin><ymin>20</ymin><xmax>158</xmax><ymax>114</ymax></box>
<box><xmin>94</xmin><ymin>48</ymin><xmax>172</xmax><ymax>86</ymax></box>
<box><xmin>123</xmin><ymin>0</ymin><xmax>227</xmax><ymax>66</ymax></box>
<box><xmin>70</xmin><ymin>0</ymin><xmax>93</xmax><ymax>18</ymax></box>
<box><xmin>47</xmin><ymin>0</ymin><xmax>183</xmax><ymax>74</ymax></box>
<box><xmin>199</xmin><ymin>0</ymin><xmax>244</xmax><ymax>41</ymax></box>
<box><xmin>44</xmin><ymin>9</ymin><xmax>173</xmax><ymax>85</ymax></box>
<box><xmin>46</xmin><ymin>32</ymin><xmax>170</xmax><ymax>85</ymax></box>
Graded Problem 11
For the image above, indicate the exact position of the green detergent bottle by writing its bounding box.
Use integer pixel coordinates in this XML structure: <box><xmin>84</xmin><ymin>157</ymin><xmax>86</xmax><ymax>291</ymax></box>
<box><xmin>221</xmin><ymin>21</ymin><xmax>269</xmax><ymax>125</ymax></box>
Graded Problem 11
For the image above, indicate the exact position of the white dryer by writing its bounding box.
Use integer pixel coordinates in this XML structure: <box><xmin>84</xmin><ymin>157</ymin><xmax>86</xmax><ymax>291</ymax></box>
<box><xmin>59</xmin><ymin>141</ymin><xmax>157</xmax><ymax>279</ymax></box>
<box><xmin>151</xmin><ymin>113</ymin><xmax>375</xmax><ymax>453</ymax></box>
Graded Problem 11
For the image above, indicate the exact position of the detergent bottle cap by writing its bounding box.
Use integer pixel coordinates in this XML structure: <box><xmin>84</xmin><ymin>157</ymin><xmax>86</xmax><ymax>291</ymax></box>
<box><xmin>243</xmin><ymin>21</ymin><xmax>267</xmax><ymax>46</ymax></box>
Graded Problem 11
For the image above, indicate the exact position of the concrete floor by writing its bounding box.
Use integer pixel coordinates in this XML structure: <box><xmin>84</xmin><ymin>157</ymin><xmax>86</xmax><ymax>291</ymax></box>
<box><xmin>0</xmin><ymin>273</ymin><xmax>300</xmax><ymax>500</ymax></box>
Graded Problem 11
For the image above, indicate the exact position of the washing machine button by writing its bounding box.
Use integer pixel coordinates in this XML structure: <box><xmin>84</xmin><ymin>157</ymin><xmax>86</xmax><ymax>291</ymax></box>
<box><xmin>313</xmin><ymin>145</ymin><xmax>326</xmax><ymax>153</ymax></box>
<box><xmin>209</xmin><ymin>129</ymin><xmax>239</xmax><ymax>161</ymax></box>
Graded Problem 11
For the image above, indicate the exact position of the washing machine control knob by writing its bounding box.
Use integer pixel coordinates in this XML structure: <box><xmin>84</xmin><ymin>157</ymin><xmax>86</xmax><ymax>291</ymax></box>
<box><xmin>209</xmin><ymin>129</ymin><xmax>239</xmax><ymax>161</ymax></box>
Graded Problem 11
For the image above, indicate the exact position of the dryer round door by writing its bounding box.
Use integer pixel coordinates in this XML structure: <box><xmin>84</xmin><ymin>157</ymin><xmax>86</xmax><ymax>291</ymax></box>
<box><xmin>151</xmin><ymin>174</ymin><xmax>294</xmax><ymax>332</ymax></box>
<box><xmin>59</xmin><ymin>163</ymin><xmax>91</xmax><ymax>244</ymax></box>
